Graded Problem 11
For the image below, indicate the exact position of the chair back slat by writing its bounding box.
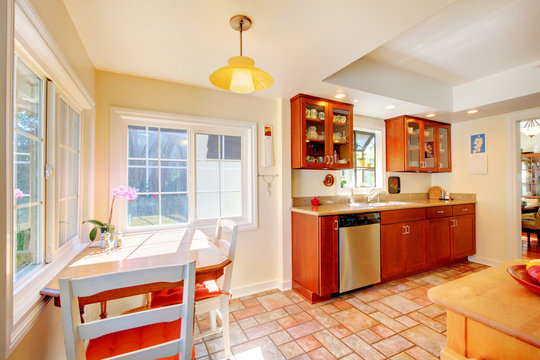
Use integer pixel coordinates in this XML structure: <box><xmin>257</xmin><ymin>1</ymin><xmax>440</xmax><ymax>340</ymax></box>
<box><xmin>60</xmin><ymin>261</ymin><xmax>196</xmax><ymax>360</ymax></box>
<box><xmin>78</xmin><ymin>303</ymin><xmax>186</xmax><ymax>340</ymax></box>
<box><xmin>70</xmin><ymin>264</ymin><xmax>188</xmax><ymax>297</ymax></box>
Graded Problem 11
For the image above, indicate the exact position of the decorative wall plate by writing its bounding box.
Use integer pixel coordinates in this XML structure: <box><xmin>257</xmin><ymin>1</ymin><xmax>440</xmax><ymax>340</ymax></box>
<box><xmin>323</xmin><ymin>174</ymin><xmax>334</xmax><ymax>187</ymax></box>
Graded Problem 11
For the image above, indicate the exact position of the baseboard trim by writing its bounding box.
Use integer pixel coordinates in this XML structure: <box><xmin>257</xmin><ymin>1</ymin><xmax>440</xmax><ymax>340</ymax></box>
<box><xmin>231</xmin><ymin>279</ymin><xmax>292</xmax><ymax>299</ymax></box>
<box><xmin>467</xmin><ymin>255</ymin><xmax>503</xmax><ymax>267</ymax></box>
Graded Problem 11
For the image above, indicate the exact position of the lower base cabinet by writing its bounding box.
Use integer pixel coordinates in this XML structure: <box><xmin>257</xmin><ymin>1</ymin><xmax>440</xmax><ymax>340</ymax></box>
<box><xmin>381</xmin><ymin>220</ymin><xmax>427</xmax><ymax>281</ymax></box>
<box><xmin>291</xmin><ymin>212</ymin><xmax>338</xmax><ymax>303</ymax></box>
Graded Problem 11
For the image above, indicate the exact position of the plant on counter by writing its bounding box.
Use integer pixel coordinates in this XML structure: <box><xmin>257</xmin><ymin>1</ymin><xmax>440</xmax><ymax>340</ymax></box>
<box><xmin>83</xmin><ymin>186</ymin><xmax>138</xmax><ymax>240</ymax></box>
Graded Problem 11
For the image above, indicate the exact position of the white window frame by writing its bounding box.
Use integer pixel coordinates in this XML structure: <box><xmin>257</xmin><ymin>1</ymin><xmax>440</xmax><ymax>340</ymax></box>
<box><xmin>4</xmin><ymin>0</ymin><xmax>95</xmax><ymax>354</ymax></box>
<box><xmin>110</xmin><ymin>107</ymin><xmax>258</xmax><ymax>232</ymax></box>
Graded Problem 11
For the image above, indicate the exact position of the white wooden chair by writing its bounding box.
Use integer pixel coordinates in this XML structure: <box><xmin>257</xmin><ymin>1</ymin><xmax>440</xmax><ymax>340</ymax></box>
<box><xmin>150</xmin><ymin>219</ymin><xmax>238</xmax><ymax>359</ymax></box>
<box><xmin>195</xmin><ymin>219</ymin><xmax>238</xmax><ymax>358</ymax></box>
<box><xmin>59</xmin><ymin>261</ymin><xmax>196</xmax><ymax>360</ymax></box>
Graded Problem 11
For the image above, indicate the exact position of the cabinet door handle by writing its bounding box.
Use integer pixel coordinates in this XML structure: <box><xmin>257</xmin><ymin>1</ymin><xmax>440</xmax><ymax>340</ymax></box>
<box><xmin>454</xmin><ymin>219</ymin><xmax>458</xmax><ymax>227</ymax></box>
<box><xmin>325</xmin><ymin>155</ymin><xmax>330</xmax><ymax>164</ymax></box>
<box><xmin>334</xmin><ymin>219</ymin><xmax>338</xmax><ymax>231</ymax></box>
<box><xmin>402</xmin><ymin>225</ymin><xmax>407</xmax><ymax>235</ymax></box>
<box><xmin>407</xmin><ymin>225</ymin><xmax>411</xmax><ymax>234</ymax></box>
<box><xmin>330</xmin><ymin>156</ymin><xmax>334</xmax><ymax>165</ymax></box>
<box><xmin>437</xmin><ymin>210</ymin><xmax>444</xmax><ymax>214</ymax></box>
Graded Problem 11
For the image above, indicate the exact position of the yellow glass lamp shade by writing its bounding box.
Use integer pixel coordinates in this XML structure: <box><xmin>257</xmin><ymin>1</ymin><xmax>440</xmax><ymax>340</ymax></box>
<box><xmin>210</xmin><ymin>56</ymin><xmax>273</xmax><ymax>93</ymax></box>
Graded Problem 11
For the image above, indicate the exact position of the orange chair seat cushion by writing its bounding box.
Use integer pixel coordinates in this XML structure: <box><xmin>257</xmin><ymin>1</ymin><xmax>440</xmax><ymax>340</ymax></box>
<box><xmin>151</xmin><ymin>281</ymin><xmax>222</xmax><ymax>308</ymax></box>
<box><xmin>523</xmin><ymin>218</ymin><xmax>539</xmax><ymax>230</ymax></box>
<box><xmin>86</xmin><ymin>318</ymin><xmax>194</xmax><ymax>360</ymax></box>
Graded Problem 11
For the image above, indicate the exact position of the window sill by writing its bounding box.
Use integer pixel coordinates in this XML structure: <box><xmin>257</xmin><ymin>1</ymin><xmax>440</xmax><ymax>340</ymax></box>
<box><xmin>10</xmin><ymin>239</ymin><xmax>88</xmax><ymax>352</ymax></box>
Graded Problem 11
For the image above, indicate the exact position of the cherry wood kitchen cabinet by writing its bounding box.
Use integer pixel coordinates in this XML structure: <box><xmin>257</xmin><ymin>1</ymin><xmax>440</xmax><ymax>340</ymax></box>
<box><xmin>426</xmin><ymin>204</ymin><xmax>476</xmax><ymax>264</ymax></box>
<box><xmin>380</xmin><ymin>208</ymin><xmax>428</xmax><ymax>282</ymax></box>
<box><xmin>291</xmin><ymin>212</ymin><xmax>339</xmax><ymax>303</ymax></box>
<box><xmin>385</xmin><ymin>115</ymin><xmax>451</xmax><ymax>173</ymax></box>
<box><xmin>291</xmin><ymin>94</ymin><xmax>354</xmax><ymax>169</ymax></box>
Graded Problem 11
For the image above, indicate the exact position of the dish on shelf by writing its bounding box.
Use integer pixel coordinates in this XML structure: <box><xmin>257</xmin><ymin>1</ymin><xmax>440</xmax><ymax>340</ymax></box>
<box><xmin>337</xmin><ymin>159</ymin><xmax>347</xmax><ymax>164</ymax></box>
<box><xmin>507</xmin><ymin>265</ymin><xmax>540</xmax><ymax>295</ymax></box>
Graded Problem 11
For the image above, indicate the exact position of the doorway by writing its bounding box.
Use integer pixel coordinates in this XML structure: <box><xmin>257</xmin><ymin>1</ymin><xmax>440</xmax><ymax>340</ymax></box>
<box><xmin>519</xmin><ymin>119</ymin><xmax>540</xmax><ymax>259</ymax></box>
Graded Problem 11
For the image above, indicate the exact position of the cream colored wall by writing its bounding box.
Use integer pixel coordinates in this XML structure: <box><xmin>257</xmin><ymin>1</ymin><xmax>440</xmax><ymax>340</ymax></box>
<box><xmin>7</xmin><ymin>302</ymin><xmax>66</xmax><ymax>360</ymax></box>
<box><xmin>94</xmin><ymin>70</ymin><xmax>282</xmax><ymax>292</ymax></box>
<box><xmin>28</xmin><ymin>0</ymin><xmax>94</xmax><ymax>96</ymax></box>
<box><xmin>432</xmin><ymin>113</ymin><xmax>510</xmax><ymax>263</ymax></box>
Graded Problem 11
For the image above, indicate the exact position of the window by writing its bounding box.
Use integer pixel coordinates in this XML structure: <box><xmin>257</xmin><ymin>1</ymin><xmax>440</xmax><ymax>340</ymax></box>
<box><xmin>13</xmin><ymin>55</ymin><xmax>45</xmax><ymax>281</ymax></box>
<box><xmin>341</xmin><ymin>130</ymin><xmax>376</xmax><ymax>188</ymax></box>
<box><xmin>110</xmin><ymin>108</ymin><xmax>257</xmax><ymax>231</ymax></box>
<box><xmin>13</xmin><ymin>55</ymin><xmax>83</xmax><ymax>283</ymax></box>
<box><xmin>127</xmin><ymin>126</ymin><xmax>188</xmax><ymax>227</ymax></box>
<box><xmin>196</xmin><ymin>134</ymin><xmax>242</xmax><ymax>219</ymax></box>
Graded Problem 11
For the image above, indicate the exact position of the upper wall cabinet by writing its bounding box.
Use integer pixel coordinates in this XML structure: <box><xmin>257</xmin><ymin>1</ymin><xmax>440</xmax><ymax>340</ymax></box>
<box><xmin>385</xmin><ymin>115</ymin><xmax>451</xmax><ymax>173</ymax></box>
<box><xmin>291</xmin><ymin>94</ymin><xmax>354</xmax><ymax>169</ymax></box>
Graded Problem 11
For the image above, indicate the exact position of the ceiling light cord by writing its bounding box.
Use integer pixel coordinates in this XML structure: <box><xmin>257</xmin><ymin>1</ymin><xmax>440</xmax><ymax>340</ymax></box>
<box><xmin>239</xmin><ymin>19</ymin><xmax>243</xmax><ymax>56</ymax></box>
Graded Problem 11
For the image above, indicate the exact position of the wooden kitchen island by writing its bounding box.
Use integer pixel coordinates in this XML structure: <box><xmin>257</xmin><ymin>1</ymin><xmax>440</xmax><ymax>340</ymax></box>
<box><xmin>428</xmin><ymin>259</ymin><xmax>540</xmax><ymax>360</ymax></box>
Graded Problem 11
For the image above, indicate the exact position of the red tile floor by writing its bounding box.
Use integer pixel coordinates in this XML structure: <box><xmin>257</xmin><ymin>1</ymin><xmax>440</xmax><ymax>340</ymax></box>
<box><xmin>192</xmin><ymin>261</ymin><xmax>488</xmax><ymax>360</ymax></box>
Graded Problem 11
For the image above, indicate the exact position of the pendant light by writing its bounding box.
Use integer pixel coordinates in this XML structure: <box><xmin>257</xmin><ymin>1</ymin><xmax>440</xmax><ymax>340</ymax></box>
<box><xmin>521</xmin><ymin>119</ymin><xmax>540</xmax><ymax>138</ymax></box>
<box><xmin>209</xmin><ymin>15</ymin><xmax>273</xmax><ymax>93</ymax></box>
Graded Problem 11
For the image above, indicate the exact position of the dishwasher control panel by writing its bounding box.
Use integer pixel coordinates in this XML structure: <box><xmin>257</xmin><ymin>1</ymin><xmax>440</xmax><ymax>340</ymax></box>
<box><xmin>338</xmin><ymin>213</ymin><xmax>380</xmax><ymax>227</ymax></box>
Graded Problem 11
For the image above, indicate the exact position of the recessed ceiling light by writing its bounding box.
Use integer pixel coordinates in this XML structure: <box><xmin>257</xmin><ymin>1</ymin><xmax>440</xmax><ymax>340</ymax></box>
<box><xmin>385</xmin><ymin>104</ymin><xmax>396</xmax><ymax>110</ymax></box>
<box><xmin>354</xmin><ymin>99</ymin><xmax>358</xmax><ymax>103</ymax></box>
<box><xmin>335</xmin><ymin>93</ymin><xmax>347</xmax><ymax>99</ymax></box>
<box><xmin>426</xmin><ymin>113</ymin><xmax>436</xmax><ymax>118</ymax></box>
<box><xmin>467</xmin><ymin>109</ymin><xmax>479</xmax><ymax>114</ymax></box>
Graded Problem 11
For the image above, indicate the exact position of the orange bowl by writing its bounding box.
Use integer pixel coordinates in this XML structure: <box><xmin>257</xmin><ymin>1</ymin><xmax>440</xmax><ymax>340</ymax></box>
<box><xmin>507</xmin><ymin>265</ymin><xmax>540</xmax><ymax>295</ymax></box>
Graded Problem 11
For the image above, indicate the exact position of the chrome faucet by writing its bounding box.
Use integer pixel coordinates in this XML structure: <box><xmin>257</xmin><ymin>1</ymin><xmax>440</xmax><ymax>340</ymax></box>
<box><xmin>367</xmin><ymin>188</ymin><xmax>389</xmax><ymax>203</ymax></box>
<box><xmin>349</xmin><ymin>189</ymin><xmax>355</xmax><ymax>203</ymax></box>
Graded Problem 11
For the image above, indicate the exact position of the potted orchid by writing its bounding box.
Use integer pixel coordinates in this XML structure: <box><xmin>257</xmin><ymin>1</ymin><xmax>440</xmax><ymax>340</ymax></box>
<box><xmin>83</xmin><ymin>186</ymin><xmax>138</xmax><ymax>240</ymax></box>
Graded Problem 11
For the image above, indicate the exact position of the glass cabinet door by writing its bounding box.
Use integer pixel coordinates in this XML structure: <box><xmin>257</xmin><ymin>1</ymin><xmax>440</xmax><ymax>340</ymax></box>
<box><xmin>532</xmin><ymin>155</ymin><xmax>540</xmax><ymax>197</ymax></box>
<box><xmin>423</xmin><ymin>123</ymin><xmax>436</xmax><ymax>171</ymax></box>
<box><xmin>438</xmin><ymin>125</ymin><xmax>450</xmax><ymax>171</ymax></box>
<box><xmin>330</xmin><ymin>104</ymin><xmax>353</xmax><ymax>168</ymax></box>
<box><xmin>522</xmin><ymin>156</ymin><xmax>532</xmax><ymax>197</ymax></box>
<box><xmin>302</xmin><ymin>99</ymin><xmax>327</xmax><ymax>168</ymax></box>
<box><xmin>406</xmin><ymin>119</ymin><xmax>421</xmax><ymax>170</ymax></box>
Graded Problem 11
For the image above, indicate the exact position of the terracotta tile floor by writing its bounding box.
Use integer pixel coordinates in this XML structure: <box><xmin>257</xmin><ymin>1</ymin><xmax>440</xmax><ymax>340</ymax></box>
<box><xmin>193</xmin><ymin>261</ymin><xmax>488</xmax><ymax>360</ymax></box>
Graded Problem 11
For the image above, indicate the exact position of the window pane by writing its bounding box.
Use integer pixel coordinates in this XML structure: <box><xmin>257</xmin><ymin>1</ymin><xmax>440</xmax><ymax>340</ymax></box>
<box><xmin>56</xmin><ymin>97</ymin><xmax>80</xmax><ymax>247</ymax></box>
<box><xmin>221</xmin><ymin>161</ymin><xmax>241</xmax><ymax>191</ymax></box>
<box><xmin>196</xmin><ymin>161</ymin><xmax>219</xmax><ymax>192</ymax></box>
<box><xmin>161</xmin><ymin>167</ymin><xmax>187</xmax><ymax>192</ymax></box>
<box><xmin>15</xmin><ymin>133</ymin><xmax>42</xmax><ymax>204</ymax></box>
<box><xmin>14</xmin><ymin>205</ymin><xmax>41</xmax><ymax>279</ymax></box>
<box><xmin>341</xmin><ymin>130</ymin><xmax>376</xmax><ymax>188</ymax></box>
<box><xmin>196</xmin><ymin>134</ymin><xmax>243</xmax><ymax>220</ymax></box>
<box><xmin>14</xmin><ymin>55</ymin><xmax>44</xmax><ymax>280</ymax></box>
<box><xmin>223</xmin><ymin>136</ymin><xmax>241</xmax><ymax>160</ymax></box>
<box><xmin>128</xmin><ymin>194</ymin><xmax>159</xmax><ymax>227</ymax></box>
<box><xmin>128</xmin><ymin>126</ymin><xmax>158</xmax><ymax>159</ymax></box>
<box><xmin>15</xmin><ymin>57</ymin><xmax>42</xmax><ymax>138</ymax></box>
<box><xmin>197</xmin><ymin>134</ymin><xmax>219</xmax><ymax>160</ymax></box>
<box><xmin>197</xmin><ymin>192</ymin><xmax>220</xmax><ymax>219</ymax></box>
<box><xmin>128</xmin><ymin>167</ymin><xmax>158</xmax><ymax>193</ymax></box>
<box><xmin>161</xmin><ymin>194</ymin><xmax>188</xmax><ymax>224</ymax></box>
<box><xmin>160</xmin><ymin>128</ymin><xmax>187</xmax><ymax>160</ymax></box>
<box><xmin>221</xmin><ymin>192</ymin><xmax>241</xmax><ymax>217</ymax></box>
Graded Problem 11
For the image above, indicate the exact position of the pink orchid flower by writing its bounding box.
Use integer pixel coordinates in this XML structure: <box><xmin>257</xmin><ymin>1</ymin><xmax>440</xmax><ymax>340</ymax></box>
<box><xmin>14</xmin><ymin>188</ymin><xmax>24</xmax><ymax>199</ymax></box>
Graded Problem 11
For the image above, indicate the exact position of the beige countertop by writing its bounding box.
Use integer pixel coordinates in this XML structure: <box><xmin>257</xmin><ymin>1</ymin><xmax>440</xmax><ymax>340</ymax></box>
<box><xmin>290</xmin><ymin>198</ymin><xmax>475</xmax><ymax>216</ymax></box>
<box><xmin>428</xmin><ymin>259</ymin><xmax>540</xmax><ymax>348</ymax></box>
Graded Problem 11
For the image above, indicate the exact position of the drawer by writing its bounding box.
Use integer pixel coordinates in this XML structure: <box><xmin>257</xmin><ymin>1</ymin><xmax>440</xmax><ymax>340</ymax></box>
<box><xmin>380</xmin><ymin>208</ymin><xmax>426</xmax><ymax>224</ymax></box>
<box><xmin>427</xmin><ymin>206</ymin><xmax>452</xmax><ymax>219</ymax></box>
<box><xmin>453</xmin><ymin>203</ymin><xmax>475</xmax><ymax>215</ymax></box>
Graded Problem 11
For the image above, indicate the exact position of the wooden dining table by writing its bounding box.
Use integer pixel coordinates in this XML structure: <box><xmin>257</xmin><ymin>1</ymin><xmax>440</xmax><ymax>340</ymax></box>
<box><xmin>40</xmin><ymin>229</ymin><xmax>231</xmax><ymax>317</ymax></box>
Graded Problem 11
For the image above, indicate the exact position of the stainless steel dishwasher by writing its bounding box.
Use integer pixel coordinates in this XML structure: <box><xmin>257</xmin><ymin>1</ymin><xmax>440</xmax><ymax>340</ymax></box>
<box><xmin>339</xmin><ymin>212</ymin><xmax>381</xmax><ymax>293</ymax></box>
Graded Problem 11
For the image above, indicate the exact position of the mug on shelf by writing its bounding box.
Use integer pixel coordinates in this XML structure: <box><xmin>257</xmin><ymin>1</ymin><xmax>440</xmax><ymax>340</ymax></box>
<box><xmin>310</xmin><ymin>109</ymin><xmax>317</xmax><ymax>118</ymax></box>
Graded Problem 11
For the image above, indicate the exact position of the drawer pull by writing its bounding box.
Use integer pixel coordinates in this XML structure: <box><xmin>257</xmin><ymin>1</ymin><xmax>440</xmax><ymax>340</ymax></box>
<box><xmin>437</xmin><ymin>210</ymin><xmax>445</xmax><ymax>214</ymax></box>
<box><xmin>462</xmin><ymin>208</ymin><xmax>468</xmax><ymax>211</ymax></box>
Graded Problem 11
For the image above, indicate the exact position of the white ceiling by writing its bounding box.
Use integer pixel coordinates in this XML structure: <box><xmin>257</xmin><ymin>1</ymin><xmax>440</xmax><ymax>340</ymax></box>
<box><xmin>62</xmin><ymin>0</ymin><xmax>540</xmax><ymax>122</ymax></box>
